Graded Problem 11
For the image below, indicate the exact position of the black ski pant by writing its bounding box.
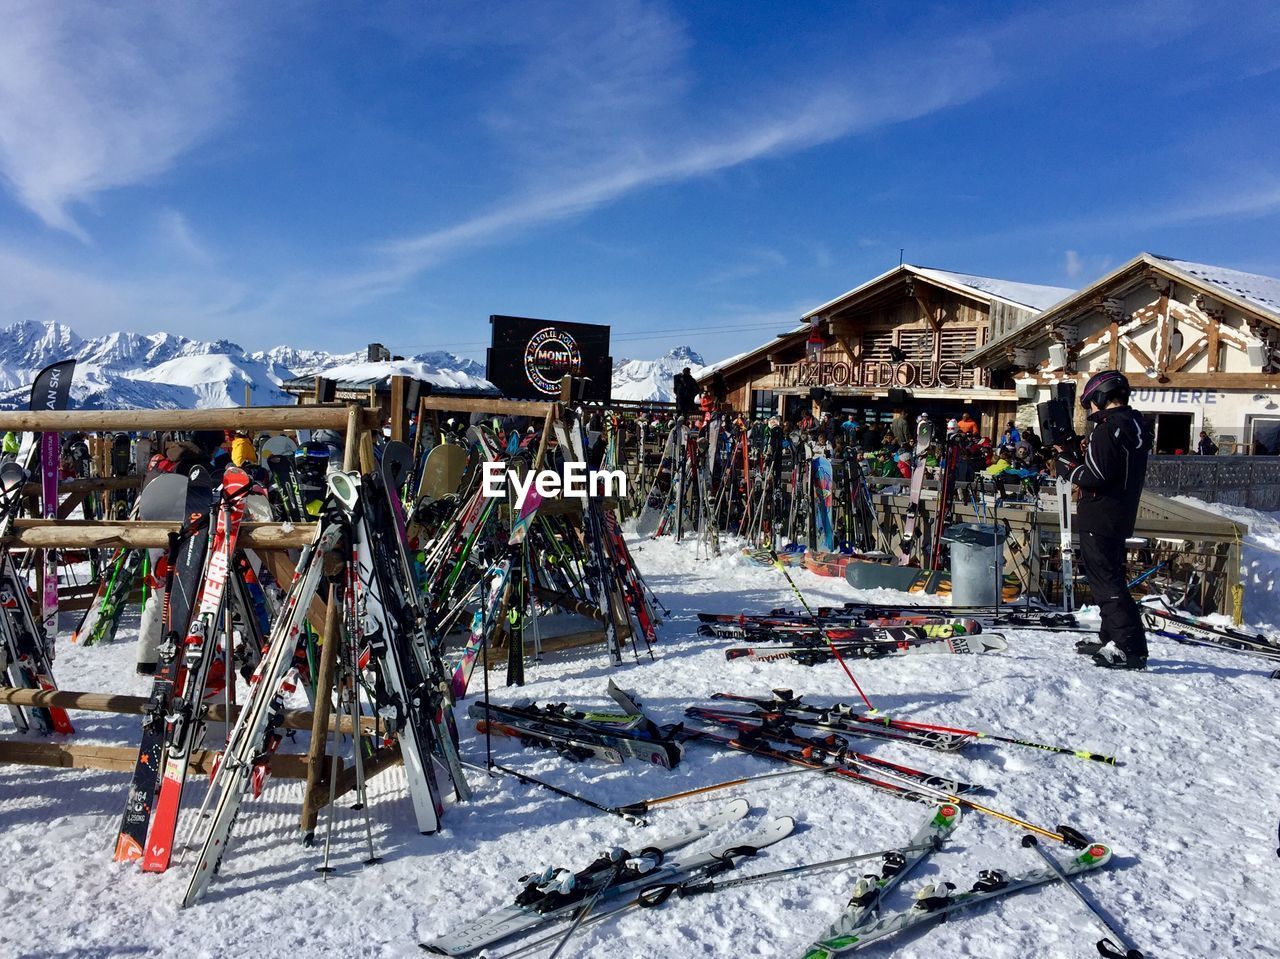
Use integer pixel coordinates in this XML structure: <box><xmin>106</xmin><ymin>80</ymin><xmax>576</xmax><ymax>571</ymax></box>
<box><xmin>1079</xmin><ymin>530</ymin><xmax>1147</xmax><ymax>657</ymax></box>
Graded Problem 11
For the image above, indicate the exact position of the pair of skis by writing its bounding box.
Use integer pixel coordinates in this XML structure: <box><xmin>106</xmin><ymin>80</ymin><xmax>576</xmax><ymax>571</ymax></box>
<box><xmin>420</xmin><ymin>799</ymin><xmax>795</xmax><ymax>956</ymax></box>
<box><xmin>722</xmin><ymin>631</ymin><xmax>1009</xmax><ymax>664</ymax></box>
<box><xmin>470</xmin><ymin>682</ymin><xmax>684</xmax><ymax>769</ymax></box>
<box><xmin>802</xmin><ymin>808</ymin><xmax>1115</xmax><ymax>956</ymax></box>
<box><xmin>114</xmin><ymin>468</ymin><xmax>255</xmax><ymax>869</ymax></box>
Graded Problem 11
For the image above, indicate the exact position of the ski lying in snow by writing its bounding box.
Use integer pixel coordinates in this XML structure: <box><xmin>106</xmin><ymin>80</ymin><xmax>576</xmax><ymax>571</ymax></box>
<box><xmin>804</xmin><ymin>841</ymin><xmax>1113</xmax><ymax>954</ymax></box>
<box><xmin>1141</xmin><ymin>601</ymin><xmax>1280</xmax><ymax>660</ymax></box>
<box><xmin>419</xmin><ymin>799</ymin><xmax>767</xmax><ymax>955</ymax></box>
<box><xmin>681</xmin><ymin>726</ymin><xmax>959</xmax><ymax>805</ymax></box>
<box><xmin>685</xmin><ymin>708</ymin><xmax>981</xmax><ymax>795</ymax></box>
<box><xmin>803</xmin><ymin>803</ymin><xmax>962</xmax><ymax>958</ymax></box>
<box><xmin>697</xmin><ymin>620</ymin><xmax>982</xmax><ymax>641</ymax></box>
<box><xmin>698</xmin><ymin>609</ymin><xmax>986</xmax><ymax>628</ymax></box>
<box><xmin>468</xmin><ymin>701</ymin><xmax>684</xmax><ymax>768</ymax></box>
<box><xmin>476</xmin><ymin>718</ymin><xmax>627</xmax><ymax>765</ymax></box>
<box><xmin>723</xmin><ymin>633</ymin><xmax>1008</xmax><ymax>664</ymax></box>
<box><xmin>708</xmin><ymin>693</ymin><xmax>974</xmax><ymax>752</ymax></box>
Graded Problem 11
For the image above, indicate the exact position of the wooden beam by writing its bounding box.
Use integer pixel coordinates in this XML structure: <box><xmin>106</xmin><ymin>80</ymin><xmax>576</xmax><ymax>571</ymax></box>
<box><xmin>3</xmin><ymin>521</ymin><xmax>316</xmax><ymax>550</ymax></box>
<box><xmin>0</xmin><ymin>686</ymin><xmax>375</xmax><ymax>733</ymax></box>
<box><xmin>1118</xmin><ymin>334</ymin><xmax>1154</xmax><ymax>370</ymax></box>
<box><xmin>482</xmin><ymin>628</ymin><xmax>608</xmax><ymax>667</ymax></box>
<box><xmin>390</xmin><ymin>375</ymin><xmax>408</xmax><ymax>443</ymax></box>
<box><xmin>1155</xmin><ymin>291</ymin><xmax>1172</xmax><ymax>374</ymax></box>
<box><xmin>1130</xmin><ymin>372</ymin><xmax>1280</xmax><ymax>390</ymax></box>
<box><xmin>1168</xmin><ymin>338</ymin><xmax>1206</xmax><ymax>374</ymax></box>
<box><xmin>420</xmin><ymin>395</ymin><xmax>555</xmax><ymax>417</ymax></box>
<box><xmin>0</xmin><ymin>404</ymin><xmax>376</xmax><ymax>433</ymax></box>
<box><xmin>301</xmin><ymin>404</ymin><xmax>362</xmax><ymax>833</ymax></box>
<box><xmin>22</xmin><ymin>476</ymin><xmax>140</xmax><ymax>496</ymax></box>
<box><xmin>0</xmin><ymin>740</ymin><xmax>316</xmax><ymax>778</ymax></box>
<box><xmin>1207</xmin><ymin>320</ymin><xmax>1220</xmax><ymax>373</ymax></box>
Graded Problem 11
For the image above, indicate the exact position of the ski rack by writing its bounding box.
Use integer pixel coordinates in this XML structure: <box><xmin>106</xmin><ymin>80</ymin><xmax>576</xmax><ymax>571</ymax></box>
<box><xmin>0</xmin><ymin>402</ymin><xmax>390</xmax><ymax>835</ymax></box>
<box><xmin>855</xmin><ymin>474</ymin><xmax>1246</xmax><ymax>617</ymax></box>
<box><xmin>416</xmin><ymin>381</ymin><xmax>643</xmax><ymax>670</ymax></box>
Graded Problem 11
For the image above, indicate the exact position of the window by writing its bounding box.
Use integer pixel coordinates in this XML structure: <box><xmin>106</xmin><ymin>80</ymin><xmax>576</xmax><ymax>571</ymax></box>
<box><xmin>750</xmin><ymin>389</ymin><xmax>776</xmax><ymax>419</ymax></box>
<box><xmin>939</xmin><ymin>328</ymin><xmax>978</xmax><ymax>363</ymax></box>
<box><xmin>1247</xmin><ymin>416</ymin><xmax>1280</xmax><ymax>455</ymax></box>
<box><xmin>860</xmin><ymin>331</ymin><xmax>895</xmax><ymax>361</ymax></box>
<box><xmin>897</xmin><ymin>330</ymin><xmax>934</xmax><ymax>361</ymax></box>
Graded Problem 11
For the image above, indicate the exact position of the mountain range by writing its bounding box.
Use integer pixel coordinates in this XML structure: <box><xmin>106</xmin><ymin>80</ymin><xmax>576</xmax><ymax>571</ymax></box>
<box><xmin>0</xmin><ymin>320</ymin><xmax>702</xmax><ymax>409</ymax></box>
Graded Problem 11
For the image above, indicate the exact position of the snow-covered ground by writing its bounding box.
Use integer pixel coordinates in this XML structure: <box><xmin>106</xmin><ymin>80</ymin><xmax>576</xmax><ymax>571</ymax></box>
<box><xmin>2</xmin><ymin>534</ymin><xmax>1279</xmax><ymax>958</ymax></box>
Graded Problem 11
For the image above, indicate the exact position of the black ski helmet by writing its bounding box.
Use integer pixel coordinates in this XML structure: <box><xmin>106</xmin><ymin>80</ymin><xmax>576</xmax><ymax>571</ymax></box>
<box><xmin>1080</xmin><ymin>370</ymin><xmax>1131</xmax><ymax>410</ymax></box>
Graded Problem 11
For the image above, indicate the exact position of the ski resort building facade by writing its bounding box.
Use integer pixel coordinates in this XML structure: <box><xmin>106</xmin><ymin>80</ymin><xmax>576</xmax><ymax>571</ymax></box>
<box><xmin>966</xmin><ymin>253</ymin><xmax>1280</xmax><ymax>455</ymax></box>
<box><xmin>700</xmin><ymin>264</ymin><xmax>1070</xmax><ymax>437</ymax></box>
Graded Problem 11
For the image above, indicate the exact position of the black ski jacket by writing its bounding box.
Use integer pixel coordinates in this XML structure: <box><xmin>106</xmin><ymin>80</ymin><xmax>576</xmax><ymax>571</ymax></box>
<box><xmin>1066</xmin><ymin>405</ymin><xmax>1150</xmax><ymax>537</ymax></box>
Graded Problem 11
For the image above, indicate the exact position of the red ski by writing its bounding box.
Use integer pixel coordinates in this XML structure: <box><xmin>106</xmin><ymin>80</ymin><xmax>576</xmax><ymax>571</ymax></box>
<box><xmin>141</xmin><ymin>469</ymin><xmax>253</xmax><ymax>873</ymax></box>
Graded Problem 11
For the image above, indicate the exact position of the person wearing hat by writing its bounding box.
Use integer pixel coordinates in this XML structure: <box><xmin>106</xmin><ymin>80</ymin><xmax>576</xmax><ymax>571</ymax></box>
<box><xmin>1055</xmin><ymin>370</ymin><xmax>1151</xmax><ymax>670</ymax></box>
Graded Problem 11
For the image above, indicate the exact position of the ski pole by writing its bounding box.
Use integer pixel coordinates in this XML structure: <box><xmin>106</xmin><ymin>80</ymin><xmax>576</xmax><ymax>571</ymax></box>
<box><xmin>546</xmin><ymin>857</ymin><xmax>627</xmax><ymax>959</ymax></box>
<box><xmin>872</xmin><ymin>715</ymin><xmax>1118</xmax><ymax>765</ymax></box>
<box><xmin>464</xmin><ymin>760</ymin><xmax>646</xmax><ymax>826</ymax></box>
<box><xmin>1021</xmin><ymin>835</ymin><xmax>1144</xmax><ymax>958</ymax></box>
<box><xmin>674</xmin><ymin>843</ymin><xmax>934</xmax><ymax>897</ymax></box>
<box><xmin>769</xmin><ymin>551</ymin><xmax>877</xmax><ymax>712</ymax></box>
<box><xmin>616</xmin><ymin>764</ymin><xmax>838</xmax><ymax>816</ymax></box>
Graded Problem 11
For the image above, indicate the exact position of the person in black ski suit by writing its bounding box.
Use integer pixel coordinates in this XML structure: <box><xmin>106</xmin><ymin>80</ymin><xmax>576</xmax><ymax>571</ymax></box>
<box><xmin>1054</xmin><ymin>370</ymin><xmax>1151</xmax><ymax>669</ymax></box>
<box><xmin>673</xmin><ymin>367</ymin><xmax>699</xmax><ymax>417</ymax></box>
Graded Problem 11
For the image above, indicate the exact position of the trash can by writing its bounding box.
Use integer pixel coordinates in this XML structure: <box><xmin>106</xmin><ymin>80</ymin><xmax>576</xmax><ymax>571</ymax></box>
<box><xmin>942</xmin><ymin>523</ymin><xmax>1007</xmax><ymax>608</ymax></box>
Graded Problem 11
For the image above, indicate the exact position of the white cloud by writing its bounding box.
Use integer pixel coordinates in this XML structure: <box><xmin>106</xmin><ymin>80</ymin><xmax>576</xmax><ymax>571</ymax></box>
<box><xmin>358</xmin><ymin>26</ymin><xmax>1000</xmax><ymax>291</ymax></box>
<box><xmin>155</xmin><ymin>208</ymin><xmax>212</xmax><ymax>265</ymax></box>
<box><xmin>0</xmin><ymin>2</ymin><xmax>246</xmax><ymax>240</ymax></box>
<box><xmin>1065</xmin><ymin>249</ymin><xmax>1084</xmax><ymax>278</ymax></box>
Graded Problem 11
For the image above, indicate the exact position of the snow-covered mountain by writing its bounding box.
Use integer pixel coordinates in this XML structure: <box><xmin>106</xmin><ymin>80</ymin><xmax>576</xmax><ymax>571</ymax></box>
<box><xmin>611</xmin><ymin>346</ymin><xmax>705</xmax><ymax>402</ymax></box>
<box><xmin>0</xmin><ymin>320</ymin><xmax>489</xmax><ymax>410</ymax></box>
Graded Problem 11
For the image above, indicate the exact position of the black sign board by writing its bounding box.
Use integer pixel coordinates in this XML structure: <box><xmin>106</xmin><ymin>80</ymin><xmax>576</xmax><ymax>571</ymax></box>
<box><xmin>486</xmin><ymin>315</ymin><xmax>612</xmax><ymax>401</ymax></box>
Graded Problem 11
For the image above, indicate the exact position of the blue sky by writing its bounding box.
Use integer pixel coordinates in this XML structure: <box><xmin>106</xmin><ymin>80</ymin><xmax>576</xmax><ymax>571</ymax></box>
<box><xmin>0</xmin><ymin>0</ymin><xmax>1277</xmax><ymax>364</ymax></box>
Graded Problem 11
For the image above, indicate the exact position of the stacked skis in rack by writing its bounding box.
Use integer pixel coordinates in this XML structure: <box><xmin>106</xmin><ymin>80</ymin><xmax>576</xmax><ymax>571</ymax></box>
<box><xmin>106</xmin><ymin>462</ymin><xmax>468</xmax><ymax>904</ymax></box>
<box><xmin>0</xmin><ymin>360</ymin><xmax>78</xmax><ymax>737</ymax></box>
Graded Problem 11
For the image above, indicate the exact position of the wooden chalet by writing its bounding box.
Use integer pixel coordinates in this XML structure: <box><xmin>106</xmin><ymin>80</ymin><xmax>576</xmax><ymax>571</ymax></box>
<box><xmin>701</xmin><ymin>264</ymin><xmax>1069</xmax><ymax>436</ymax></box>
<box><xmin>965</xmin><ymin>253</ymin><xmax>1280</xmax><ymax>454</ymax></box>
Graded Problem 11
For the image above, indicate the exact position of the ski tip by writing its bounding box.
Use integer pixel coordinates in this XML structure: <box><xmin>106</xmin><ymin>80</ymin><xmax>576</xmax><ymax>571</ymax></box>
<box><xmin>112</xmin><ymin>835</ymin><xmax>143</xmax><ymax>863</ymax></box>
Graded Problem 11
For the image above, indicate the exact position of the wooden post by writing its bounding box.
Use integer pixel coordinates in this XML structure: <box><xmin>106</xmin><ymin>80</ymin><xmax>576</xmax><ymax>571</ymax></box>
<box><xmin>300</xmin><ymin>404</ymin><xmax>362</xmax><ymax>833</ymax></box>
<box><xmin>390</xmin><ymin>375</ymin><xmax>408</xmax><ymax>443</ymax></box>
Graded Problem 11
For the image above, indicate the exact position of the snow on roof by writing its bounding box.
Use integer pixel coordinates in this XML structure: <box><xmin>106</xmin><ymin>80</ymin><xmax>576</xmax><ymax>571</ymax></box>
<box><xmin>697</xmin><ymin>327</ymin><xmax>808</xmax><ymax>378</ymax></box>
<box><xmin>802</xmin><ymin>264</ymin><xmax>1072</xmax><ymax>320</ymax></box>
<box><xmin>290</xmin><ymin>359</ymin><xmax>498</xmax><ymax>394</ymax></box>
<box><xmin>910</xmin><ymin>267</ymin><xmax>1074</xmax><ymax>312</ymax></box>
<box><xmin>1154</xmin><ymin>255</ymin><xmax>1280</xmax><ymax>320</ymax></box>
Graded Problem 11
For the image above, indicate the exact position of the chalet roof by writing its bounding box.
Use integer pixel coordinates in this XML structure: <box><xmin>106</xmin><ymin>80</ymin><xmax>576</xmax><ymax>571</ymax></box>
<box><xmin>965</xmin><ymin>252</ymin><xmax>1280</xmax><ymax>366</ymax></box>
<box><xmin>801</xmin><ymin>264</ymin><xmax>1071</xmax><ymax>319</ymax></box>
<box><xmin>1151</xmin><ymin>255</ymin><xmax>1280</xmax><ymax>318</ymax></box>
<box><xmin>699</xmin><ymin>263</ymin><xmax>1071</xmax><ymax>381</ymax></box>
